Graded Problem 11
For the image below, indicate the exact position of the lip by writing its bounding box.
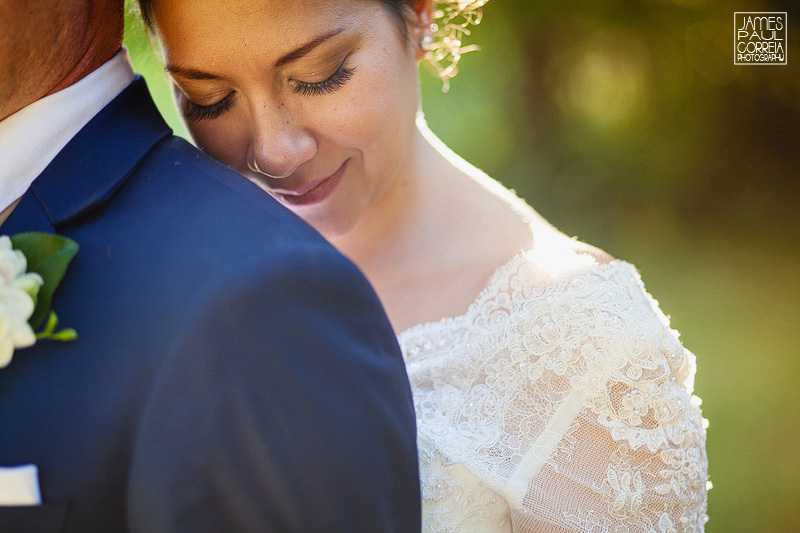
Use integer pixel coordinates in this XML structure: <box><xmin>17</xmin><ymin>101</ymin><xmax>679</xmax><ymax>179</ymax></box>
<box><xmin>271</xmin><ymin>160</ymin><xmax>349</xmax><ymax>206</ymax></box>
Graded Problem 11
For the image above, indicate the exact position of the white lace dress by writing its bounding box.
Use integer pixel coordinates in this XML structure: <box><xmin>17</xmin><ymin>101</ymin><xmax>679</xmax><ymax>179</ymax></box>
<box><xmin>398</xmin><ymin>249</ymin><xmax>708</xmax><ymax>532</ymax></box>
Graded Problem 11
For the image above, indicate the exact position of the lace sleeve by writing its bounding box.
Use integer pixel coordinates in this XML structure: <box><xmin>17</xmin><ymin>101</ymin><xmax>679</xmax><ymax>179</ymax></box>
<box><xmin>499</xmin><ymin>261</ymin><xmax>707</xmax><ymax>532</ymax></box>
<box><xmin>404</xmin><ymin>255</ymin><xmax>708</xmax><ymax>532</ymax></box>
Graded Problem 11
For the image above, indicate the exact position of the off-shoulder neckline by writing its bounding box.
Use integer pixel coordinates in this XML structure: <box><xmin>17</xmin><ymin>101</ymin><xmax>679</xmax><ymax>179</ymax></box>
<box><xmin>396</xmin><ymin>248</ymin><xmax>635</xmax><ymax>343</ymax></box>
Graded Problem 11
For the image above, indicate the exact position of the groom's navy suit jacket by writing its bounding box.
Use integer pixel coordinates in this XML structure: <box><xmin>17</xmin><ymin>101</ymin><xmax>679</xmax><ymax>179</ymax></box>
<box><xmin>0</xmin><ymin>77</ymin><xmax>421</xmax><ymax>532</ymax></box>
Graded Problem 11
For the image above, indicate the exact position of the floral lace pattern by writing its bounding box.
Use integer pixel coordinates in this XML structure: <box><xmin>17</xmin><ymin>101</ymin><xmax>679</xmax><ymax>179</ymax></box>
<box><xmin>398</xmin><ymin>249</ymin><xmax>708</xmax><ymax>532</ymax></box>
<box><xmin>419</xmin><ymin>446</ymin><xmax>511</xmax><ymax>532</ymax></box>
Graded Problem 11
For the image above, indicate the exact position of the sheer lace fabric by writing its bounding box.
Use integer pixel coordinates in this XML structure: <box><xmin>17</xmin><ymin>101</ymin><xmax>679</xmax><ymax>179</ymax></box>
<box><xmin>398</xmin><ymin>249</ymin><xmax>708</xmax><ymax>532</ymax></box>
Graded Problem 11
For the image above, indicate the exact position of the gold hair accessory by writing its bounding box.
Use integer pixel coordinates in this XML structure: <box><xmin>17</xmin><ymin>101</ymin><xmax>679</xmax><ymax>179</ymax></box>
<box><xmin>423</xmin><ymin>0</ymin><xmax>488</xmax><ymax>92</ymax></box>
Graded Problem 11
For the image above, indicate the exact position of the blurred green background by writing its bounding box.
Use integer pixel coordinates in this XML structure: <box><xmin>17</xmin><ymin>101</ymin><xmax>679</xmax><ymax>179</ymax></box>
<box><xmin>124</xmin><ymin>1</ymin><xmax>799</xmax><ymax>530</ymax></box>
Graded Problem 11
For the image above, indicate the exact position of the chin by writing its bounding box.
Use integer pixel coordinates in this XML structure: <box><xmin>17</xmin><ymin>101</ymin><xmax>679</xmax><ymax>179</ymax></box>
<box><xmin>292</xmin><ymin>205</ymin><xmax>361</xmax><ymax>242</ymax></box>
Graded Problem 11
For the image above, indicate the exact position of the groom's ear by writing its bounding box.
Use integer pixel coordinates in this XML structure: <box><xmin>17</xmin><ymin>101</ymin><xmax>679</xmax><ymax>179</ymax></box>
<box><xmin>407</xmin><ymin>0</ymin><xmax>436</xmax><ymax>60</ymax></box>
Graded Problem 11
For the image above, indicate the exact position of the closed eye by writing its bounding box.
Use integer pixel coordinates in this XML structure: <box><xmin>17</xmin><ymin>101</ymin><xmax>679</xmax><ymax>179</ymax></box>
<box><xmin>180</xmin><ymin>59</ymin><xmax>354</xmax><ymax>120</ymax></box>
<box><xmin>182</xmin><ymin>92</ymin><xmax>237</xmax><ymax>122</ymax></box>
<box><xmin>292</xmin><ymin>64</ymin><xmax>356</xmax><ymax>97</ymax></box>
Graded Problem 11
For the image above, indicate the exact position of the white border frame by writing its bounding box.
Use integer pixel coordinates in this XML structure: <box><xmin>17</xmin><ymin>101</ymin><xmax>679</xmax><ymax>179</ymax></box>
<box><xmin>734</xmin><ymin>12</ymin><xmax>788</xmax><ymax>65</ymax></box>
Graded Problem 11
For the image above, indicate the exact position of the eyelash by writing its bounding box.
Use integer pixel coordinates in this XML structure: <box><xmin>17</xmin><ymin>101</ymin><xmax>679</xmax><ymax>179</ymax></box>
<box><xmin>292</xmin><ymin>64</ymin><xmax>356</xmax><ymax>97</ymax></box>
<box><xmin>182</xmin><ymin>93</ymin><xmax>236</xmax><ymax>122</ymax></box>
<box><xmin>181</xmin><ymin>64</ymin><xmax>356</xmax><ymax>122</ymax></box>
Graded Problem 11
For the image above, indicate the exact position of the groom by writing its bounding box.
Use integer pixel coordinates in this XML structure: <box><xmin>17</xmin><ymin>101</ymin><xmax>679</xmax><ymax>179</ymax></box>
<box><xmin>0</xmin><ymin>1</ymin><xmax>420</xmax><ymax>531</ymax></box>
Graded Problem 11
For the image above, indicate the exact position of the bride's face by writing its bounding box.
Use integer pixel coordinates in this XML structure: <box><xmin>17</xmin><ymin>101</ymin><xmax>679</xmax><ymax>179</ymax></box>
<box><xmin>151</xmin><ymin>0</ymin><xmax>425</xmax><ymax>238</ymax></box>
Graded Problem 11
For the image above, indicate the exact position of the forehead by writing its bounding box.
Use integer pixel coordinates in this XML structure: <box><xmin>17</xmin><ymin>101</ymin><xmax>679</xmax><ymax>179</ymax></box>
<box><xmin>152</xmin><ymin>0</ymin><xmax>375</xmax><ymax>52</ymax></box>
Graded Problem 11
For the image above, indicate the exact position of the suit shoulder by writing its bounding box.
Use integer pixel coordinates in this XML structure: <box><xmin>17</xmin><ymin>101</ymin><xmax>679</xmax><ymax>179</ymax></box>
<box><xmin>110</xmin><ymin>135</ymin><xmax>329</xmax><ymax>254</ymax></box>
<box><xmin>138</xmin><ymin>136</ymin><xmax>281</xmax><ymax>216</ymax></box>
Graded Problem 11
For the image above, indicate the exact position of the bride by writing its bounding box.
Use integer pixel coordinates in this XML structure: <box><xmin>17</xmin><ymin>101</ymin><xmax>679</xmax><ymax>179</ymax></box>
<box><xmin>137</xmin><ymin>0</ymin><xmax>708</xmax><ymax>530</ymax></box>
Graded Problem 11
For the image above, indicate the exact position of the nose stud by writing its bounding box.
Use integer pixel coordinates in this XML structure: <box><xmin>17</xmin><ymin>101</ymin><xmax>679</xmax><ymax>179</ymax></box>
<box><xmin>247</xmin><ymin>157</ymin><xmax>278</xmax><ymax>179</ymax></box>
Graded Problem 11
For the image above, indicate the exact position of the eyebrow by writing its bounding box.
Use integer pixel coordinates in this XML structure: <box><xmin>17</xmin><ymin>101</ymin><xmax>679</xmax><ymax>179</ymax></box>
<box><xmin>273</xmin><ymin>27</ymin><xmax>347</xmax><ymax>68</ymax></box>
<box><xmin>164</xmin><ymin>27</ymin><xmax>348</xmax><ymax>80</ymax></box>
<box><xmin>164</xmin><ymin>65</ymin><xmax>223</xmax><ymax>80</ymax></box>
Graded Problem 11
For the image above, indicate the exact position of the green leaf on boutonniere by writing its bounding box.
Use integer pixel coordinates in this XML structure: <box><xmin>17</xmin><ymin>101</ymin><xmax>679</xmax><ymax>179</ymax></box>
<box><xmin>10</xmin><ymin>232</ymin><xmax>79</xmax><ymax>331</ymax></box>
<box><xmin>36</xmin><ymin>310</ymin><xmax>77</xmax><ymax>342</ymax></box>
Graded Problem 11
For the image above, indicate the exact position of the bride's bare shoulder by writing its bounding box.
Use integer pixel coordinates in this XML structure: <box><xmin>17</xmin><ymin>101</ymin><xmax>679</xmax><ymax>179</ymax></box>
<box><xmin>530</xmin><ymin>221</ymin><xmax>616</xmax><ymax>266</ymax></box>
<box><xmin>560</xmin><ymin>234</ymin><xmax>615</xmax><ymax>265</ymax></box>
<box><xmin>456</xmin><ymin>168</ymin><xmax>615</xmax><ymax>271</ymax></box>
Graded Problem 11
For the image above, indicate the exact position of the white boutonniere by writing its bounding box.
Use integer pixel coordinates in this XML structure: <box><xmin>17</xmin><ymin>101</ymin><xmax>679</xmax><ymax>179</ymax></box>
<box><xmin>0</xmin><ymin>233</ymin><xmax>78</xmax><ymax>368</ymax></box>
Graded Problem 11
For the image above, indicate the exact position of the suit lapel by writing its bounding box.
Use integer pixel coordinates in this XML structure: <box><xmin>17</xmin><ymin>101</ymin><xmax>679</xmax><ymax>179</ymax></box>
<box><xmin>1</xmin><ymin>76</ymin><xmax>172</xmax><ymax>234</ymax></box>
<box><xmin>0</xmin><ymin>190</ymin><xmax>55</xmax><ymax>235</ymax></box>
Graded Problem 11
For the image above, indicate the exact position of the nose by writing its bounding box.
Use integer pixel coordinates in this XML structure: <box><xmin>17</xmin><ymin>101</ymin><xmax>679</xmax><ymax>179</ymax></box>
<box><xmin>247</xmin><ymin>100</ymin><xmax>316</xmax><ymax>180</ymax></box>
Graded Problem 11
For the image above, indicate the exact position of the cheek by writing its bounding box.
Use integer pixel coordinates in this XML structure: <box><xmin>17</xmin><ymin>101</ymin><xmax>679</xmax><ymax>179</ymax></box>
<box><xmin>187</xmin><ymin>118</ymin><xmax>249</xmax><ymax>171</ymax></box>
<box><xmin>364</xmin><ymin>58</ymin><xmax>419</xmax><ymax>177</ymax></box>
<box><xmin>321</xmin><ymin>48</ymin><xmax>418</xmax><ymax>175</ymax></box>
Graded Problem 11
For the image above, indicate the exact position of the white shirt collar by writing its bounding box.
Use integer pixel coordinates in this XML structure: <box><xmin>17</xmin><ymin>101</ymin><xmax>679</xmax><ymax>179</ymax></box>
<box><xmin>0</xmin><ymin>47</ymin><xmax>136</xmax><ymax>213</ymax></box>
